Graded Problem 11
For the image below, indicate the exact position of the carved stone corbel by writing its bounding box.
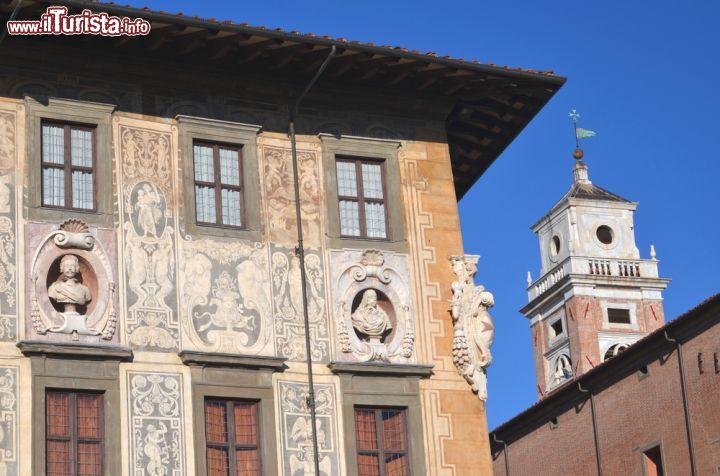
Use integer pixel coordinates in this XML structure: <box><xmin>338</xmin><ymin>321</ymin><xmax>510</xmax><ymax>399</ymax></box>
<box><xmin>449</xmin><ymin>255</ymin><xmax>495</xmax><ymax>401</ymax></box>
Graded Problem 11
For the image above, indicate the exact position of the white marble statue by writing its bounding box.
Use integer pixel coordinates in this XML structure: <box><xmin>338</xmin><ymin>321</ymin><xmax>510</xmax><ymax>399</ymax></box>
<box><xmin>48</xmin><ymin>254</ymin><xmax>91</xmax><ymax>313</ymax></box>
<box><xmin>450</xmin><ymin>255</ymin><xmax>495</xmax><ymax>401</ymax></box>
<box><xmin>351</xmin><ymin>289</ymin><xmax>392</xmax><ymax>344</ymax></box>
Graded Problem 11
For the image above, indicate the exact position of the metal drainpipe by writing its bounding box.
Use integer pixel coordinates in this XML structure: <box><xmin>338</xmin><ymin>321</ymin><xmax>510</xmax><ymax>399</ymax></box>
<box><xmin>664</xmin><ymin>331</ymin><xmax>697</xmax><ymax>476</ymax></box>
<box><xmin>492</xmin><ymin>433</ymin><xmax>510</xmax><ymax>476</ymax></box>
<box><xmin>0</xmin><ymin>0</ymin><xmax>24</xmax><ymax>45</ymax></box>
<box><xmin>288</xmin><ymin>44</ymin><xmax>337</xmax><ymax>476</ymax></box>
<box><xmin>578</xmin><ymin>383</ymin><xmax>602</xmax><ymax>476</ymax></box>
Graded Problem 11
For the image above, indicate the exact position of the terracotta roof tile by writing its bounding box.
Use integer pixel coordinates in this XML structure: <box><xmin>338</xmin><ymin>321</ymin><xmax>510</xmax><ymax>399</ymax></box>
<box><xmin>84</xmin><ymin>0</ymin><xmax>558</xmax><ymax>78</ymax></box>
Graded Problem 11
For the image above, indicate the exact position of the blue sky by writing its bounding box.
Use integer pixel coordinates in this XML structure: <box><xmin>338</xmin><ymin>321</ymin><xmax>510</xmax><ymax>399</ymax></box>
<box><xmin>125</xmin><ymin>0</ymin><xmax>720</xmax><ymax>429</ymax></box>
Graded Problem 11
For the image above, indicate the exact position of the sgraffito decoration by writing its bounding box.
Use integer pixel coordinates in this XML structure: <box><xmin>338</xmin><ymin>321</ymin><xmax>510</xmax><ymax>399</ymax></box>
<box><xmin>118</xmin><ymin>124</ymin><xmax>179</xmax><ymax>351</ymax></box>
<box><xmin>277</xmin><ymin>381</ymin><xmax>339</xmax><ymax>476</ymax></box>
<box><xmin>330</xmin><ymin>249</ymin><xmax>415</xmax><ymax>363</ymax></box>
<box><xmin>271</xmin><ymin>245</ymin><xmax>329</xmax><ymax>362</ymax></box>
<box><xmin>0</xmin><ymin>110</ymin><xmax>17</xmax><ymax>341</ymax></box>
<box><xmin>449</xmin><ymin>255</ymin><xmax>495</xmax><ymax>401</ymax></box>
<box><xmin>179</xmin><ymin>237</ymin><xmax>274</xmax><ymax>355</ymax></box>
<box><xmin>28</xmin><ymin>220</ymin><xmax>117</xmax><ymax>342</ymax></box>
<box><xmin>261</xmin><ymin>145</ymin><xmax>322</xmax><ymax>246</ymax></box>
<box><xmin>127</xmin><ymin>372</ymin><xmax>185</xmax><ymax>476</ymax></box>
<box><xmin>0</xmin><ymin>367</ymin><xmax>18</xmax><ymax>475</ymax></box>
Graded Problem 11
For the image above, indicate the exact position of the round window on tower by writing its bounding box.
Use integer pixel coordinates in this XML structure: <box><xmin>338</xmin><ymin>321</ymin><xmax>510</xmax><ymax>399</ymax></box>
<box><xmin>550</xmin><ymin>235</ymin><xmax>561</xmax><ymax>257</ymax></box>
<box><xmin>596</xmin><ymin>225</ymin><xmax>614</xmax><ymax>245</ymax></box>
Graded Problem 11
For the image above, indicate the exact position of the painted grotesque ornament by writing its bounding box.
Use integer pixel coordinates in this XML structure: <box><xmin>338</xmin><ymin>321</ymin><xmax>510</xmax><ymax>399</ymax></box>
<box><xmin>449</xmin><ymin>255</ymin><xmax>495</xmax><ymax>401</ymax></box>
<box><xmin>351</xmin><ymin>289</ymin><xmax>392</xmax><ymax>344</ymax></box>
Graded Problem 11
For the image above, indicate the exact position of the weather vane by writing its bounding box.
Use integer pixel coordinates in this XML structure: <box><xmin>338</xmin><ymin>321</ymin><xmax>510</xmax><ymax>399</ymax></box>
<box><xmin>569</xmin><ymin>108</ymin><xmax>596</xmax><ymax>160</ymax></box>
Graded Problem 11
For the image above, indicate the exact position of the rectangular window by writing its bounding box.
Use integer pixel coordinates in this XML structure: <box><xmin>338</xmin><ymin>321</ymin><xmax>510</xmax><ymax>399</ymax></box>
<box><xmin>205</xmin><ymin>398</ymin><xmax>261</xmax><ymax>476</ymax></box>
<box><xmin>193</xmin><ymin>142</ymin><xmax>244</xmax><ymax>228</ymax></box>
<box><xmin>41</xmin><ymin>122</ymin><xmax>96</xmax><ymax>210</ymax></box>
<box><xmin>337</xmin><ymin>158</ymin><xmax>388</xmax><ymax>239</ymax></box>
<box><xmin>355</xmin><ymin>407</ymin><xmax>410</xmax><ymax>476</ymax></box>
<box><xmin>643</xmin><ymin>445</ymin><xmax>664</xmax><ymax>476</ymax></box>
<box><xmin>608</xmin><ymin>308</ymin><xmax>632</xmax><ymax>325</ymax></box>
<box><xmin>46</xmin><ymin>390</ymin><xmax>104</xmax><ymax>476</ymax></box>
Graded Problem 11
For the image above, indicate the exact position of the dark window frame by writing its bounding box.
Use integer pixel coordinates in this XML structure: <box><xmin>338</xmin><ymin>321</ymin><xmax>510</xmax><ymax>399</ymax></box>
<box><xmin>354</xmin><ymin>406</ymin><xmax>411</xmax><ymax>476</ymax></box>
<box><xmin>607</xmin><ymin>307</ymin><xmax>632</xmax><ymax>325</ymax></box>
<box><xmin>40</xmin><ymin>120</ymin><xmax>98</xmax><ymax>211</ymax></box>
<box><xmin>45</xmin><ymin>389</ymin><xmax>105</xmax><ymax>476</ymax></box>
<box><xmin>336</xmin><ymin>156</ymin><xmax>390</xmax><ymax>240</ymax></box>
<box><xmin>192</xmin><ymin>140</ymin><xmax>245</xmax><ymax>229</ymax></box>
<box><xmin>204</xmin><ymin>397</ymin><xmax>262</xmax><ymax>476</ymax></box>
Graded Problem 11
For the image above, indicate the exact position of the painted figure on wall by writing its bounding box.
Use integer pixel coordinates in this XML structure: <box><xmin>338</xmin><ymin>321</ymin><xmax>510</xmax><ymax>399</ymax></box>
<box><xmin>351</xmin><ymin>289</ymin><xmax>392</xmax><ymax>344</ymax></box>
<box><xmin>135</xmin><ymin>183</ymin><xmax>162</xmax><ymax>239</ymax></box>
<box><xmin>48</xmin><ymin>254</ymin><xmax>91</xmax><ymax>313</ymax></box>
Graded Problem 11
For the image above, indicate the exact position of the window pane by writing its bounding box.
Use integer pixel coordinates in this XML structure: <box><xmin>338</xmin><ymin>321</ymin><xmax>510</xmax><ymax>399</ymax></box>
<box><xmin>361</xmin><ymin>163</ymin><xmax>384</xmax><ymax>199</ymax></box>
<box><xmin>78</xmin><ymin>442</ymin><xmax>102</xmax><ymax>476</ymax></box>
<box><xmin>195</xmin><ymin>185</ymin><xmax>217</xmax><ymax>223</ymax></box>
<box><xmin>234</xmin><ymin>402</ymin><xmax>258</xmax><ymax>446</ymax></box>
<box><xmin>207</xmin><ymin>447</ymin><xmax>229</xmax><ymax>476</ymax></box>
<box><xmin>72</xmin><ymin>170</ymin><xmax>94</xmax><ymax>209</ymax></box>
<box><xmin>71</xmin><ymin>128</ymin><xmax>93</xmax><ymax>167</ymax></box>
<box><xmin>385</xmin><ymin>453</ymin><xmax>410</xmax><ymax>476</ymax></box>
<box><xmin>336</xmin><ymin>161</ymin><xmax>358</xmax><ymax>197</ymax></box>
<box><xmin>42</xmin><ymin>124</ymin><xmax>65</xmax><ymax>164</ymax></box>
<box><xmin>339</xmin><ymin>200</ymin><xmax>360</xmax><ymax>236</ymax></box>
<box><xmin>194</xmin><ymin>145</ymin><xmax>215</xmax><ymax>183</ymax></box>
<box><xmin>382</xmin><ymin>410</ymin><xmax>406</xmax><ymax>451</ymax></box>
<box><xmin>47</xmin><ymin>392</ymin><xmax>70</xmax><ymax>437</ymax></box>
<box><xmin>219</xmin><ymin>148</ymin><xmax>241</xmax><ymax>186</ymax></box>
<box><xmin>47</xmin><ymin>440</ymin><xmax>71</xmax><ymax>476</ymax></box>
<box><xmin>221</xmin><ymin>188</ymin><xmax>242</xmax><ymax>227</ymax></box>
<box><xmin>43</xmin><ymin>167</ymin><xmax>65</xmax><ymax>207</ymax></box>
<box><xmin>355</xmin><ymin>409</ymin><xmax>377</xmax><ymax>450</ymax></box>
<box><xmin>77</xmin><ymin>394</ymin><xmax>102</xmax><ymax>439</ymax></box>
<box><xmin>357</xmin><ymin>453</ymin><xmax>381</xmax><ymax>476</ymax></box>
<box><xmin>236</xmin><ymin>449</ymin><xmax>261</xmax><ymax>476</ymax></box>
<box><xmin>205</xmin><ymin>401</ymin><xmax>228</xmax><ymax>444</ymax></box>
<box><xmin>365</xmin><ymin>202</ymin><xmax>387</xmax><ymax>239</ymax></box>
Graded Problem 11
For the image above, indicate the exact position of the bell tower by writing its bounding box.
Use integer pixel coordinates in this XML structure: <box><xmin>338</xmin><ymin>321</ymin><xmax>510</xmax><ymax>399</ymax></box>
<box><xmin>521</xmin><ymin>147</ymin><xmax>669</xmax><ymax>396</ymax></box>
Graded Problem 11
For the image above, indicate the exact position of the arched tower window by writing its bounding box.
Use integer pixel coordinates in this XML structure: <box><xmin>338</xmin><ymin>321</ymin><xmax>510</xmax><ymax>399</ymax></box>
<box><xmin>603</xmin><ymin>343</ymin><xmax>629</xmax><ymax>361</ymax></box>
<box><xmin>552</xmin><ymin>354</ymin><xmax>573</xmax><ymax>386</ymax></box>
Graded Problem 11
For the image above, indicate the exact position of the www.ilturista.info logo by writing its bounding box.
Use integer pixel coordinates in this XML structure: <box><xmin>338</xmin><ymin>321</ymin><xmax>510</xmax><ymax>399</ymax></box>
<box><xmin>6</xmin><ymin>6</ymin><xmax>151</xmax><ymax>36</ymax></box>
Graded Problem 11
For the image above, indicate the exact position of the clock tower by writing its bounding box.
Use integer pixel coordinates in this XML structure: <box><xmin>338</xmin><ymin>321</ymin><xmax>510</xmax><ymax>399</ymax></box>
<box><xmin>521</xmin><ymin>150</ymin><xmax>669</xmax><ymax>396</ymax></box>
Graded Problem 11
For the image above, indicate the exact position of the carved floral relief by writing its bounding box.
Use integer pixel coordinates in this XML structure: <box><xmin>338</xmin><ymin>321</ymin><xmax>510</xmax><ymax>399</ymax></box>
<box><xmin>449</xmin><ymin>255</ymin><xmax>495</xmax><ymax>401</ymax></box>
<box><xmin>330</xmin><ymin>249</ymin><xmax>415</xmax><ymax>363</ymax></box>
<box><xmin>118</xmin><ymin>124</ymin><xmax>179</xmax><ymax>351</ymax></box>
<box><xmin>127</xmin><ymin>372</ymin><xmax>185</xmax><ymax>476</ymax></box>
<box><xmin>179</xmin><ymin>237</ymin><xmax>274</xmax><ymax>355</ymax></box>
<box><xmin>277</xmin><ymin>381</ymin><xmax>339</xmax><ymax>476</ymax></box>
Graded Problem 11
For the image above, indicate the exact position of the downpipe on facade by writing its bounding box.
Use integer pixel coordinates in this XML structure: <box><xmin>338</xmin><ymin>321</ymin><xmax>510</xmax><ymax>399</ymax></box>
<box><xmin>288</xmin><ymin>44</ymin><xmax>337</xmax><ymax>476</ymax></box>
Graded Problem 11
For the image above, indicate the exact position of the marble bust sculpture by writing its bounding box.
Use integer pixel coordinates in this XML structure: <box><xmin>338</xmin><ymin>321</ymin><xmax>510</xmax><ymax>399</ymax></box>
<box><xmin>351</xmin><ymin>289</ymin><xmax>392</xmax><ymax>343</ymax></box>
<box><xmin>48</xmin><ymin>254</ymin><xmax>92</xmax><ymax>314</ymax></box>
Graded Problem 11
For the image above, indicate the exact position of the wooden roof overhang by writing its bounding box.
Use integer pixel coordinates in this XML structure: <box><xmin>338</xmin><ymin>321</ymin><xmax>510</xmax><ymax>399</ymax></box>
<box><xmin>0</xmin><ymin>0</ymin><xmax>566</xmax><ymax>199</ymax></box>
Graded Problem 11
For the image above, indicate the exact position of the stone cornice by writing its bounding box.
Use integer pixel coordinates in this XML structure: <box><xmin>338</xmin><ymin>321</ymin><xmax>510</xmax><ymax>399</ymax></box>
<box><xmin>328</xmin><ymin>361</ymin><xmax>433</xmax><ymax>377</ymax></box>
<box><xmin>17</xmin><ymin>340</ymin><xmax>133</xmax><ymax>360</ymax></box>
<box><xmin>178</xmin><ymin>350</ymin><xmax>286</xmax><ymax>371</ymax></box>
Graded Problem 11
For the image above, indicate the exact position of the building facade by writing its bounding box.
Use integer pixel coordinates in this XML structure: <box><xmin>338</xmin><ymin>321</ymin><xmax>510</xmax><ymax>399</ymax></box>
<box><xmin>491</xmin><ymin>152</ymin><xmax>720</xmax><ymax>475</ymax></box>
<box><xmin>0</xmin><ymin>1</ymin><xmax>563</xmax><ymax>475</ymax></box>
